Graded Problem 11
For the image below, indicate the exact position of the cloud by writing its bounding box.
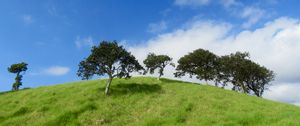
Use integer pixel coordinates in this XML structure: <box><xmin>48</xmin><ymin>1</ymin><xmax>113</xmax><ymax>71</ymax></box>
<box><xmin>240</xmin><ymin>6</ymin><xmax>266</xmax><ymax>28</ymax></box>
<box><xmin>147</xmin><ymin>21</ymin><xmax>168</xmax><ymax>33</ymax></box>
<box><xmin>265</xmin><ymin>0</ymin><xmax>278</xmax><ymax>4</ymax></box>
<box><xmin>173</xmin><ymin>0</ymin><xmax>267</xmax><ymax>28</ymax></box>
<box><xmin>22</xmin><ymin>15</ymin><xmax>34</xmax><ymax>24</ymax></box>
<box><xmin>264</xmin><ymin>83</ymin><xmax>300</xmax><ymax>105</ymax></box>
<box><xmin>43</xmin><ymin>66</ymin><xmax>70</xmax><ymax>76</ymax></box>
<box><xmin>75</xmin><ymin>36</ymin><xmax>95</xmax><ymax>49</ymax></box>
<box><xmin>220</xmin><ymin>0</ymin><xmax>239</xmax><ymax>8</ymax></box>
<box><xmin>48</xmin><ymin>6</ymin><xmax>58</xmax><ymax>16</ymax></box>
<box><xmin>129</xmin><ymin>17</ymin><xmax>300</xmax><ymax>105</ymax></box>
<box><xmin>29</xmin><ymin>66</ymin><xmax>70</xmax><ymax>76</ymax></box>
<box><xmin>174</xmin><ymin>0</ymin><xmax>211</xmax><ymax>7</ymax></box>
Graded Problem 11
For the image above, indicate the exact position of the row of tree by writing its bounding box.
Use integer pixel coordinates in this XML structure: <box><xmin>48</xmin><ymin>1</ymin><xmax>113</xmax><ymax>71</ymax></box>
<box><xmin>174</xmin><ymin>49</ymin><xmax>275</xmax><ymax>97</ymax></box>
<box><xmin>78</xmin><ymin>41</ymin><xmax>275</xmax><ymax>97</ymax></box>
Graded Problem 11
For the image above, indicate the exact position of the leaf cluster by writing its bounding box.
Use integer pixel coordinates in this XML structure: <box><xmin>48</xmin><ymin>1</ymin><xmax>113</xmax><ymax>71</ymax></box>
<box><xmin>175</xmin><ymin>49</ymin><xmax>275</xmax><ymax>97</ymax></box>
<box><xmin>175</xmin><ymin>49</ymin><xmax>218</xmax><ymax>82</ymax></box>
<box><xmin>77</xmin><ymin>41</ymin><xmax>143</xmax><ymax>80</ymax></box>
<box><xmin>143</xmin><ymin>53</ymin><xmax>174</xmax><ymax>77</ymax></box>
<box><xmin>8</xmin><ymin>62</ymin><xmax>28</xmax><ymax>74</ymax></box>
<box><xmin>217</xmin><ymin>52</ymin><xmax>275</xmax><ymax>96</ymax></box>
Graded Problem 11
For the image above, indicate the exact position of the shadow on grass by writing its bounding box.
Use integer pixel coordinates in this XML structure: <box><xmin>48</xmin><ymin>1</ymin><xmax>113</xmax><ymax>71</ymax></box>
<box><xmin>160</xmin><ymin>78</ymin><xmax>200</xmax><ymax>85</ymax></box>
<box><xmin>0</xmin><ymin>87</ymin><xmax>31</xmax><ymax>95</ymax></box>
<box><xmin>101</xmin><ymin>83</ymin><xmax>162</xmax><ymax>96</ymax></box>
<box><xmin>159</xmin><ymin>78</ymin><xmax>186</xmax><ymax>83</ymax></box>
<box><xmin>0</xmin><ymin>91</ymin><xmax>11</xmax><ymax>95</ymax></box>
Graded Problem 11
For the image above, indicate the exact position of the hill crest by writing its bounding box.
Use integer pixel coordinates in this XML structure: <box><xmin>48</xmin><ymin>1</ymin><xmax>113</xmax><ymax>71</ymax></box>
<box><xmin>0</xmin><ymin>77</ymin><xmax>299</xmax><ymax>126</ymax></box>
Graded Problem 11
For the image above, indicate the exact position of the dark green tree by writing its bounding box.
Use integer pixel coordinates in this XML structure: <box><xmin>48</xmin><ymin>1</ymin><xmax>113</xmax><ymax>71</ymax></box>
<box><xmin>243</xmin><ymin>60</ymin><xmax>275</xmax><ymax>97</ymax></box>
<box><xmin>8</xmin><ymin>62</ymin><xmax>28</xmax><ymax>91</ymax></box>
<box><xmin>217</xmin><ymin>52</ymin><xmax>250</xmax><ymax>92</ymax></box>
<box><xmin>77</xmin><ymin>41</ymin><xmax>144</xmax><ymax>95</ymax></box>
<box><xmin>143</xmin><ymin>53</ymin><xmax>175</xmax><ymax>80</ymax></box>
<box><xmin>217</xmin><ymin>52</ymin><xmax>275</xmax><ymax>97</ymax></box>
<box><xmin>174</xmin><ymin>48</ymin><xmax>218</xmax><ymax>84</ymax></box>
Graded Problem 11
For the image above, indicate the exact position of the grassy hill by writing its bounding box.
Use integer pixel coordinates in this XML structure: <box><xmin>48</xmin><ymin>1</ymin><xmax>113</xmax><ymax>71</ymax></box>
<box><xmin>0</xmin><ymin>77</ymin><xmax>300</xmax><ymax>126</ymax></box>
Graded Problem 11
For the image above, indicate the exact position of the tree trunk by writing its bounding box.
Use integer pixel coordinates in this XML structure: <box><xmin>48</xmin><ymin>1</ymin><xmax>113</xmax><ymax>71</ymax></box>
<box><xmin>255</xmin><ymin>92</ymin><xmax>261</xmax><ymax>97</ymax></box>
<box><xmin>12</xmin><ymin>72</ymin><xmax>20</xmax><ymax>91</ymax></box>
<box><xmin>239</xmin><ymin>82</ymin><xmax>248</xmax><ymax>94</ymax></box>
<box><xmin>254</xmin><ymin>90</ymin><xmax>262</xmax><ymax>97</ymax></box>
<box><xmin>105</xmin><ymin>77</ymin><xmax>113</xmax><ymax>96</ymax></box>
<box><xmin>232</xmin><ymin>85</ymin><xmax>236</xmax><ymax>91</ymax></box>
<box><xmin>158</xmin><ymin>67</ymin><xmax>164</xmax><ymax>80</ymax></box>
<box><xmin>157</xmin><ymin>74</ymin><xmax>161</xmax><ymax>80</ymax></box>
<box><xmin>214</xmin><ymin>81</ymin><xmax>218</xmax><ymax>87</ymax></box>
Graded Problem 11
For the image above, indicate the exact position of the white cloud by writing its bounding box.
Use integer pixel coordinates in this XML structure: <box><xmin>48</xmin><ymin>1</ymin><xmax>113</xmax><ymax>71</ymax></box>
<box><xmin>44</xmin><ymin>66</ymin><xmax>70</xmax><ymax>76</ymax></box>
<box><xmin>173</xmin><ymin>0</ymin><xmax>267</xmax><ymax>28</ymax></box>
<box><xmin>240</xmin><ymin>6</ymin><xmax>266</xmax><ymax>28</ymax></box>
<box><xmin>147</xmin><ymin>21</ymin><xmax>168</xmax><ymax>33</ymax></box>
<box><xmin>175</xmin><ymin>0</ymin><xmax>211</xmax><ymax>6</ymax></box>
<box><xmin>129</xmin><ymin>17</ymin><xmax>300</xmax><ymax>105</ymax></box>
<box><xmin>75</xmin><ymin>36</ymin><xmax>95</xmax><ymax>49</ymax></box>
<box><xmin>175</xmin><ymin>0</ymin><xmax>239</xmax><ymax>7</ymax></box>
<box><xmin>264</xmin><ymin>83</ymin><xmax>300</xmax><ymax>106</ymax></box>
<box><xmin>29</xmin><ymin>66</ymin><xmax>70</xmax><ymax>76</ymax></box>
<box><xmin>220</xmin><ymin>0</ymin><xmax>239</xmax><ymax>8</ymax></box>
<box><xmin>22</xmin><ymin>15</ymin><xmax>34</xmax><ymax>24</ymax></box>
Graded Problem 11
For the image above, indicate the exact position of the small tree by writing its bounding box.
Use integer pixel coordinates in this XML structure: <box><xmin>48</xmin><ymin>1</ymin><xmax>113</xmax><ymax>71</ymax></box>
<box><xmin>77</xmin><ymin>41</ymin><xmax>143</xmax><ymax>95</ymax></box>
<box><xmin>174</xmin><ymin>48</ymin><xmax>218</xmax><ymax>84</ymax></box>
<box><xmin>8</xmin><ymin>62</ymin><xmax>28</xmax><ymax>91</ymax></box>
<box><xmin>143</xmin><ymin>53</ymin><xmax>175</xmax><ymax>80</ymax></box>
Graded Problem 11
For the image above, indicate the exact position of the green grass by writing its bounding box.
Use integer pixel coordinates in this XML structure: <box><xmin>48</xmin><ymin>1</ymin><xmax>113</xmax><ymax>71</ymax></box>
<box><xmin>0</xmin><ymin>77</ymin><xmax>300</xmax><ymax>126</ymax></box>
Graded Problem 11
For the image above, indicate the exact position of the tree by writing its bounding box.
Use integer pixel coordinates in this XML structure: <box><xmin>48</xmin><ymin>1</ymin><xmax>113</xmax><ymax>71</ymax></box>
<box><xmin>217</xmin><ymin>52</ymin><xmax>251</xmax><ymax>92</ymax></box>
<box><xmin>217</xmin><ymin>52</ymin><xmax>275</xmax><ymax>97</ymax></box>
<box><xmin>77</xmin><ymin>41</ymin><xmax>144</xmax><ymax>95</ymax></box>
<box><xmin>8</xmin><ymin>62</ymin><xmax>28</xmax><ymax>91</ymax></box>
<box><xmin>174</xmin><ymin>48</ymin><xmax>218</xmax><ymax>84</ymax></box>
<box><xmin>143</xmin><ymin>53</ymin><xmax>175</xmax><ymax>80</ymax></box>
<box><xmin>243</xmin><ymin>60</ymin><xmax>275</xmax><ymax>97</ymax></box>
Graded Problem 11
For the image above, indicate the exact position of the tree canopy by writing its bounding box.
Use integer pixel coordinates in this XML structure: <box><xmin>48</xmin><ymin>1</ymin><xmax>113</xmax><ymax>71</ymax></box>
<box><xmin>216</xmin><ymin>52</ymin><xmax>251</xmax><ymax>90</ymax></box>
<box><xmin>174</xmin><ymin>48</ymin><xmax>218</xmax><ymax>83</ymax></box>
<box><xmin>8</xmin><ymin>62</ymin><xmax>28</xmax><ymax>91</ymax></box>
<box><xmin>175</xmin><ymin>49</ymin><xmax>275</xmax><ymax>97</ymax></box>
<box><xmin>216</xmin><ymin>52</ymin><xmax>275</xmax><ymax>97</ymax></box>
<box><xmin>143</xmin><ymin>53</ymin><xmax>175</xmax><ymax>80</ymax></box>
<box><xmin>77</xmin><ymin>41</ymin><xmax>143</xmax><ymax>95</ymax></box>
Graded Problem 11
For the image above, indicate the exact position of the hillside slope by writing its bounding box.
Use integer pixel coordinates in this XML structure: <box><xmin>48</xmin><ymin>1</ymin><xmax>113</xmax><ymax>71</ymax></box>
<box><xmin>0</xmin><ymin>77</ymin><xmax>299</xmax><ymax>126</ymax></box>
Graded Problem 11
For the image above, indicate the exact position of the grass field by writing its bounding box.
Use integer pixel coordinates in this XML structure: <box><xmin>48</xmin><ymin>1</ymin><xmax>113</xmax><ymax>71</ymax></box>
<box><xmin>0</xmin><ymin>77</ymin><xmax>300</xmax><ymax>126</ymax></box>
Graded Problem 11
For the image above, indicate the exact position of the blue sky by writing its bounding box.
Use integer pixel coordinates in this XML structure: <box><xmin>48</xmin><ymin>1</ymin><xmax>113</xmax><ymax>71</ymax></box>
<box><xmin>2</xmin><ymin>0</ymin><xmax>300</xmax><ymax>105</ymax></box>
<box><xmin>0</xmin><ymin>0</ymin><xmax>173</xmax><ymax>90</ymax></box>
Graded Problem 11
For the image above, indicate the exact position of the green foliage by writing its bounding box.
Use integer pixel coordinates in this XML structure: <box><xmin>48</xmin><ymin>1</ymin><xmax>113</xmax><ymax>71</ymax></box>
<box><xmin>8</xmin><ymin>63</ymin><xmax>28</xmax><ymax>74</ymax></box>
<box><xmin>0</xmin><ymin>77</ymin><xmax>299</xmax><ymax>126</ymax></box>
<box><xmin>175</xmin><ymin>48</ymin><xmax>218</xmax><ymax>82</ymax></box>
<box><xmin>217</xmin><ymin>52</ymin><xmax>275</xmax><ymax>96</ymax></box>
<box><xmin>175</xmin><ymin>48</ymin><xmax>274</xmax><ymax>97</ymax></box>
<box><xmin>8</xmin><ymin>62</ymin><xmax>28</xmax><ymax>91</ymax></box>
<box><xmin>77</xmin><ymin>41</ymin><xmax>143</xmax><ymax>95</ymax></box>
<box><xmin>143</xmin><ymin>53</ymin><xmax>174</xmax><ymax>79</ymax></box>
<box><xmin>216</xmin><ymin>52</ymin><xmax>251</xmax><ymax>89</ymax></box>
<box><xmin>246</xmin><ymin>65</ymin><xmax>275</xmax><ymax>97</ymax></box>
